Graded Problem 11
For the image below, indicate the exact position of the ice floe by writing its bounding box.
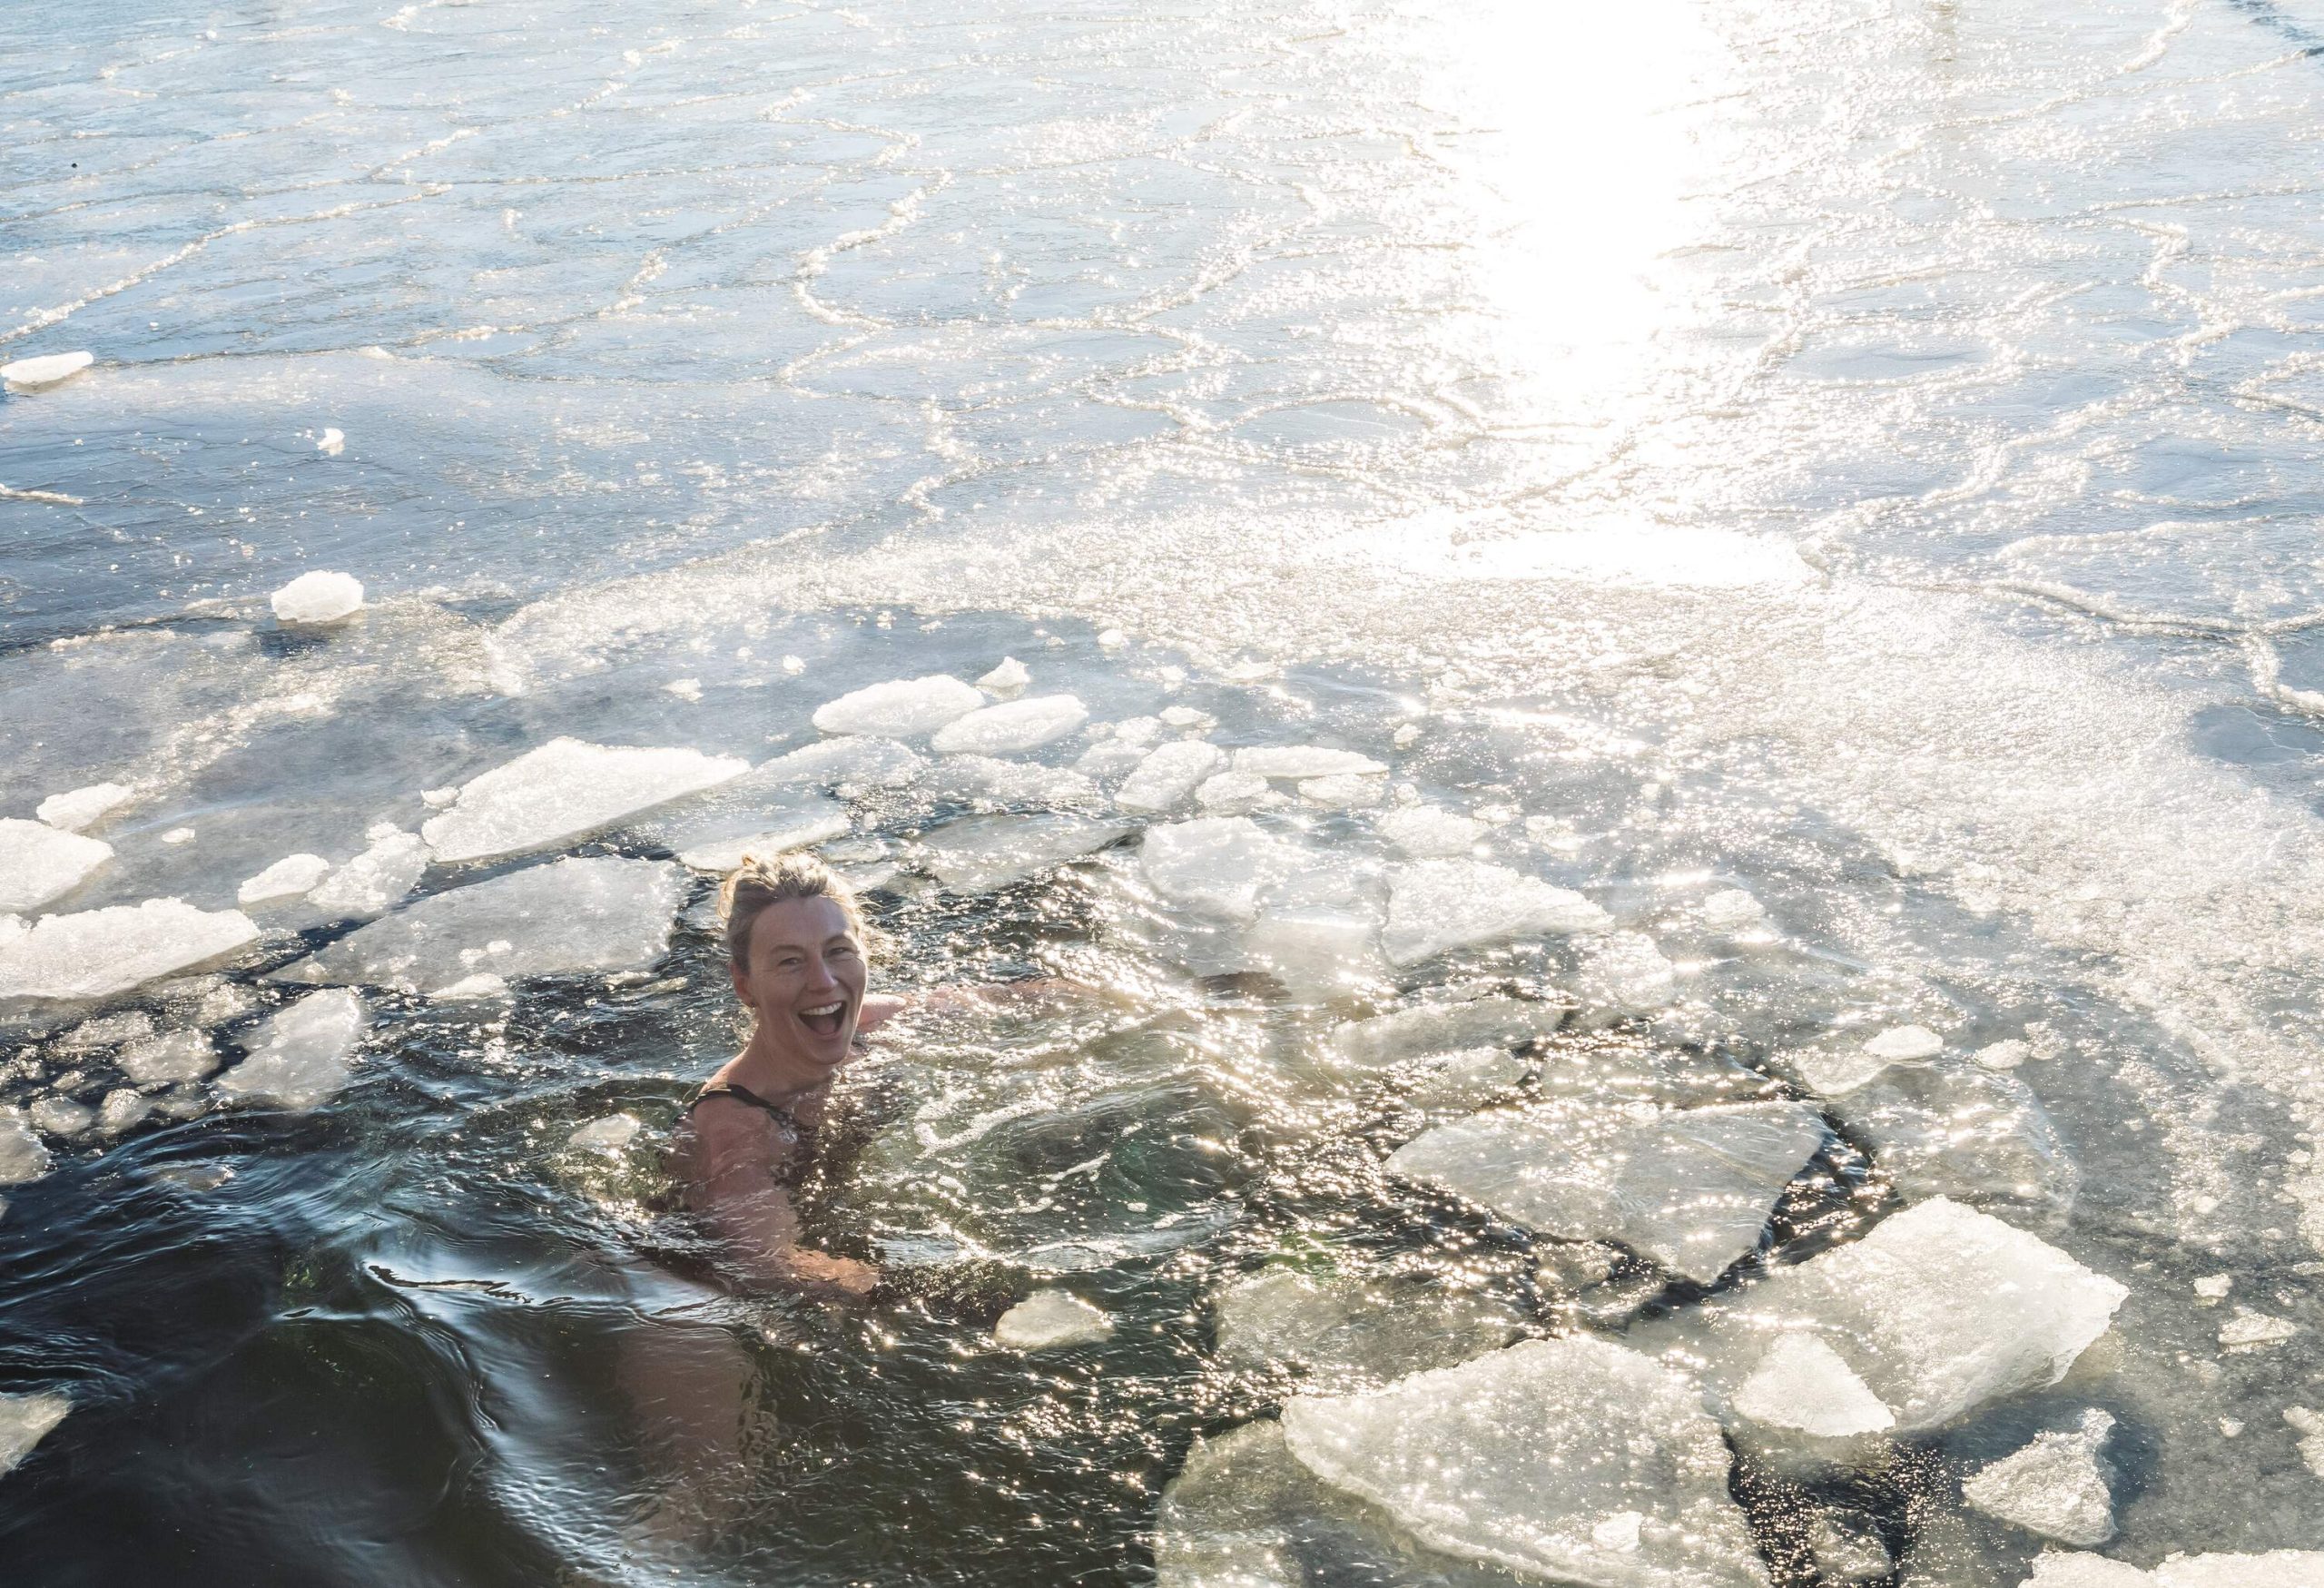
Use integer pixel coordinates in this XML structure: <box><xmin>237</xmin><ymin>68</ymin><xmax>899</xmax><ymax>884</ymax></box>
<box><xmin>917</xmin><ymin>813</ymin><xmax>1129</xmax><ymax>893</ymax></box>
<box><xmin>1575</xmin><ymin>931</ymin><xmax>1679</xmax><ymax>1021</ymax></box>
<box><xmin>237</xmin><ymin>853</ymin><xmax>332</xmax><ymax>907</ymax></box>
<box><xmin>1806</xmin><ymin>1513</ymin><xmax>1891</xmax><ymax>1583</ymax></box>
<box><xmin>0</xmin><ymin>900</ymin><xmax>259</xmax><ymax>1003</ymax></box>
<box><xmin>117</xmin><ymin>1029</ymin><xmax>215</xmax><ymax>1085</ymax></box>
<box><xmin>1376</xmin><ymin>804</ymin><xmax>1487</xmax><ymax>858</ymax></box>
<box><xmin>35</xmin><ymin>783</ymin><xmax>130</xmax><ymax>833</ymax></box>
<box><xmin>1698</xmin><ymin>889</ymin><xmax>1765</xmax><ymax>932</ymax></box>
<box><xmin>1</xmin><ymin>350</ymin><xmax>92</xmax><ymax>391</ymax></box>
<box><xmin>305</xmin><ymin>830</ymin><xmax>428</xmax><ymax>920</ymax></box>
<box><xmin>995</xmin><ymin>1289</ymin><xmax>1114</xmax><ymax>1349</ymax></box>
<box><xmin>216</xmin><ymin>989</ymin><xmax>367</xmax><ymax>1110</ymax></box>
<box><xmin>927</xmin><ymin>755</ymin><xmax>1100</xmax><ymax>807</ymax></box>
<box><xmin>1866</xmin><ymin>1024</ymin><xmax>1944</xmax><ymax>1061</ymax></box>
<box><xmin>810</xmin><ymin>675</ymin><xmax>983</xmax><ymax>737</ymax></box>
<box><xmin>1843</xmin><ymin>1061</ymin><xmax>2079</xmax><ymax>1220</ymax></box>
<box><xmin>1728</xmin><ymin>1333</ymin><xmax>1895</xmax><ymax>1438</ymax></box>
<box><xmin>1115</xmin><ymin>740</ymin><xmax>1227</xmax><ymax>814</ymax></box>
<box><xmin>672</xmin><ymin>801</ymin><xmax>852</xmax><ymax>872</ymax></box>
<box><xmin>1634</xmin><ymin>1197</ymin><xmax>2126</xmax><ymax>1435</ymax></box>
<box><xmin>976</xmin><ymin>656</ymin><xmax>1030</xmax><ymax>696</ymax></box>
<box><xmin>0</xmin><ymin>818</ymin><xmax>112</xmax><ymax>914</ymax></box>
<box><xmin>929</xmin><ymin>694</ymin><xmax>1088</xmax><ymax>755</ymax></box>
<box><xmin>97</xmin><ymin>1089</ymin><xmax>151</xmax><ymax>1135</ymax></box>
<box><xmin>269</xmin><ymin>570</ymin><xmax>365</xmax><ymax>625</ymax></box>
<box><xmin>1325</xmin><ymin>993</ymin><xmax>1570</xmax><ymax>1069</ymax></box>
<box><xmin>1381</xmin><ymin>859</ymin><xmax>1610</xmax><ymax>966</ymax></box>
<box><xmin>1964</xmin><ymin>1408</ymin><xmax>2117</xmax><ymax>1546</ymax></box>
<box><xmin>1140</xmin><ymin>817</ymin><xmax>1305</xmax><ymax>923</ymax></box>
<box><xmin>1233</xmin><ymin>747</ymin><xmax>1387</xmax><ymax>780</ymax></box>
<box><xmin>28</xmin><ymin>1097</ymin><xmax>91</xmax><ymax>1136</ymax></box>
<box><xmin>1389</xmin><ymin>1100</ymin><xmax>1827</xmax><ymax>1283</ymax></box>
<box><xmin>2019</xmin><ymin>1551</ymin><xmax>2324</xmax><ymax>1586</ymax></box>
<box><xmin>0</xmin><ymin>1391</ymin><xmax>70</xmax><ymax>1477</ymax></box>
<box><xmin>1214</xmin><ymin>1268</ymin><xmax>1522</xmax><ymax>1379</ymax></box>
<box><xmin>0</xmin><ymin>1110</ymin><xmax>51</xmax><ymax>1186</ymax></box>
<box><xmin>2218</xmin><ymin>1306</ymin><xmax>2298</xmax><ymax>1349</ymax></box>
<box><xmin>1298</xmin><ymin>773</ymin><xmax>1385</xmax><ymax>810</ymax></box>
<box><xmin>420</xmin><ymin>739</ymin><xmax>747</xmax><ymax>863</ymax></box>
<box><xmin>273</xmin><ymin>856</ymin><xmax>684</xmax><ymax>993</ymax></box>
<box><xmin>1196</xmin><ymin>770</ymin><xmax>1274</xmax><ymax>814</ymax></box>
<box><xmin>745</xmin><ymin>736</ymin><xmax>925</xmax><ymax>794</ymax></box>
<box><xmin>1280</xmin><ymin>1336</ymin><xmax>1768</xmax><ymax>1587</ymax></box>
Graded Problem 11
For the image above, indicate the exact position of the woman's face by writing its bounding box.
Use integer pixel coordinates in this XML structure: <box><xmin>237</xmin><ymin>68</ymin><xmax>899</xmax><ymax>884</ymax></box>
<box><xmin>731</xmin><ymin>896</ymin><xmax>869</xmax><ymax>1080</ymax></box>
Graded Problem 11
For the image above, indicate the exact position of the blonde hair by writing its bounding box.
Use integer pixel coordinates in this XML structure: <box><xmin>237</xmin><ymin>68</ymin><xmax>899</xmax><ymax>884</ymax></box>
<box><xmin>718</xmin><ymin>852</ymin><xmax>874</xmax><ymax>968</ymax></box>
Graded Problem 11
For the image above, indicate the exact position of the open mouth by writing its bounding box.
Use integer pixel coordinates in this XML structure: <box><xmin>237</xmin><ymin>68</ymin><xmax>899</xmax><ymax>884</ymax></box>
<box><xmin>798</xmin><ymin>1001</ymin><xmax>848</xmax><ymax>1040</ymax></box>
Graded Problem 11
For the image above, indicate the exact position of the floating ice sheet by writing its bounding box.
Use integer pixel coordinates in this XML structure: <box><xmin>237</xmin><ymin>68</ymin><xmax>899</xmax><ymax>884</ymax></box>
<box><xmin>237</xmin><ymin>853</ymin><xmax>332</xmax><ymax>907</ymax></box>
<box><xmin>0</xmin><ymin>819</ymin><xmax>112</xmax><ymax>914</ymax></box>
<box><xmin>0</xmin><ymin>899</ymin><xmax>258</xmax><ymax>1003</ymax></box>
<box><xmin>0</xmin><ymin>1392</ymin><xmax>70</xmax><ymax>1477</ymax></box>
<box><xmin>1140</xmin><ymin>817</ymin><xmax>1305</xmax><ymax>923</ymax></box>
<box><xmin>1843</xmin><ymin>1062</ymin><xmax>2079</xmax><ymax>1221</ymax></box>
<box><xmin>930</xmin><ymin>694</ymin><xmax>1088</xmax><ymax>755</ymax></box>
<box><xmin>1</xmin><ymin>350</ymin><xmax>92</xmax><ymax>390</ymax></box>
<box><xmin>671</xmin><ymin>801</ymin><xmax>852</xmax><ymax>872</ymax></box>
<box><xmin>745</xmin><ymin>736</ymin><xmax>925</xmax><ymax>793</ymax></box>
<box><xmin>1964</xmin><ymin>1409</ymin><xmax>2117</xmax><ymax>1546</ymax></box>
<box><xmin>1116</xmin><ymin>740</ymin><xmax>1227</xmax><ymax>814</ymax></box>
<box><xmin>1389</xmin><ymin>1100</ymin><xmax>1827</xmax><ymax>1283</ymax></box>
<box><xmin>567</xmin><ymin>1113</ymin><xmax>642</xmax><ymax>1154</ymax></box>
<box><xmin>1699</xmin><ymin>889</ymin><xmax>1766</xmax><ymax>932</ymax></box>
<box><xmin>1326</xmin><ymin>994</ymin><xmax>1571</xmax><ymax>1068</ymax></box>
<box><xmin>926</xmin><ymin>755</ymin><xmax>1100</xmax><ymax>807</ymax></box>
<box><xmin>269</xmin><ymin>570</ymin><xmax>365</xmax><ymax>625</ymax></box>
<box><xmin>1729</xmin><ymin>1334</ymin><xmax>1894</xmax><ymax>1437</ymax></box>
<box><xmin>272</xmin><ymin>856</ymin><xmax>684</xmax><ymax>993</ymax></box>
<box><xmin>2021</xmin><ymin>1553</ymin><xmax>2324</xmax><ymax>1586</ymax></box>
<box><xmin>1233</xmin><ymin>747</ymin><xmax>1387</xmax><ymax>780</ymax></box>
<box><xmin>995</xmin><ymin>1289</ymin><xmax>1113</xmax><ymax>1349</ymax></box>
<box><xmin>306</xmin><ymin>831</ymin><xmax>428</xmax><ymax>921</ymax></box>
<box><xmin>1281</xmin><ymin>1336</ymin><xmax>1769</xmax><ymax>1588</ymax></box>
<box><xmin>0</xmin><ymin>1110</ymin><xmax>51</xmax><ymax>1187</ymax></box>
<box><xmin>1382</xmin><ymin>859</ymin><xmax>1610</xmax><ymax>966</ymax></box>
<box><xmin>1215</xmin><ymin>1268</ymin><xmax>1522</xmax><ymax>1380</ymax></box>
<box><xmin>1376</xmin><ymin>805</ymin><xmax>1488</xmax><ymax>858</ymax></box>
<box><xmin>420</xmin><ymin>739</ymin><xmax>747</xmax><ymax>863</ymax></box>
<box><xmin>1577</xmin><ymin>932</ymin><xmax>1679</xmax><ymax>1021</ymax></box>
<box><xmin>917</xmin><ymin>813</ymin><xmax>1129</xmax><ymax>893</ymax></box>
<box><xmin>35</xmin><ymin>783</ymin><xmax>130</xmax><ymax>833</ymax></box>
<box><xmin>976</xmin><ymin>656</ymin><xmax>1030</xmax><ymax>696</ymax></box>
<box><xmin>216</xmin><ymin>989</ymin><xmax>367</xmax><ymax>1110</ymax></box>
<box><xmin>117</xmin><ymin>1029</ymin><xmax>215</xmax><ymax>1084</ymax></box>
<box><xmin>811</xmin><ymin>675</ymin><xmax>983</xmax><ymax>737</ymax></box>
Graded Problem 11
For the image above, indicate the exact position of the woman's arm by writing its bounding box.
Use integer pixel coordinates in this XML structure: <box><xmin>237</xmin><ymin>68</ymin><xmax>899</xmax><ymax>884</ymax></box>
<box><xmin>684</xmin><ymin>1099</ymin><xmax>876</xmax><ymax>1298</ymax></box>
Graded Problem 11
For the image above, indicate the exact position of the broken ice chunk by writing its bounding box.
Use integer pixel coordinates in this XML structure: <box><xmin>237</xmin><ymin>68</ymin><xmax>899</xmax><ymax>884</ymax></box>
<box><xmin>1196</xmin><ymin>770</ymin><xmax>1274</xmax><ymax>814</ymax></box>
<box><xmin>1866</xmin><ymin>1024</ymin><xmax>1944</xmax><ymax>1061</ymax></box>
<box><xmin>1243</xmin><ymin>906</ymin><xmax>1387</xmax><ymax>999</ymax></box>
<box><xmin>917</xmin><ymin>814</ymin><xmax>1129</xmax><ymax>893</ymax></box>
<box><xmin>1576</xmin><ymin>932</ymin><xmax>1678</xmax><ymax>1021</ymax></box>
<box><xmin>1376</xmin><ymin>805</ymin><xmax>1487</xmax><ymax>858</ymax></box>
<box><xmin>1390</xmin><ymin>1100</ymin><xmax>1827</xmax><ymax>1284</ymax></box>
<box><xmin>215</xmin><ymin>989</ymin><xmax>367</xmax><ymax>1110</ymax></box>
<box><xmin>995</xmin><ymin>1289</ymin><xmax>1113</xmax><ymax>1349</ymax></box>
<box><xmin>1806</xmin><ymin>1512</ymin><xmax>1891</xmax><ymax>1583</ymax></box>
<box><xmin>1844</xmin><ymin>1062</ymin><xmax>2078</xmax><ymax>1220</ymax></box>
<box><xmin>927</xmin><ymin>755</ymin><xmax>1099</xmax><ymax>807</ymax></box>
<box><xmin>271</xmin><ymin>857</ymin><xmax>684</xmax><ymax>993</ymax></box>
<box><xmin>306</xmin><ymin>831</ymin><xmax>428</xmax><ymax>920</ymax></box>
<box><xmin>1699</xmin><ymin>889</ymin><xmax>1766</xmax><ymax>932</ymax></box>
<box><xmin>1281</xmin><ymin>1336</ymin><xmax>1768</xmax><ymax>1587</ymax></box>
<box><xmin>1075</xmin><ymin>739</ymin><xmax>1148</xmax><ymax>780</ymax></box>
<box><xmin>0</xmin><ymin>819</ymin><xmax>112</xmax><ymax>914</ymax></box>
<box><xmin>1381</xmin><ymin>858</ymin><xmax>1610</xmax><ymax>966</ymax></box>
<box><xmin>1215</xmin><ymin>1269</ymin><xmax>1522</xmax><ymax>1379</ymax></box>
<box><xmin>976</xmin><ymin>656</ymin><xmax>1031</xmax><ymax>697</ymax></box>
<box><xmin>420</xmin><ymin>739</ymin><xmax>748</xmax><ymax>863</ymax></box>
<box><xmin>117</xmin><ymin>1029</ymin><xmax>216</xmax><ymax>1085</ymax></box>
<box><xmin>2218</xmin><ymin>1307</ymin><xmax>2298</xmax><ymax>1349</ymax></box>
<box><xmin>1140</xmin><ymin>817</ymin><xmax>1306</xmax><ymax>924</ymax></box>
<box><xmin>1326</xmin><ymin>995</ymin><xmax>1569</xmax><ymax>1070</ymax></box>
<box><xmin>1730</xmin><ymin>1334</ymin><xmax>1896</xmax><ymax>1438</ymax></box>
<box><xmin>430</xmin><ymin>973</ymin><xmax>508</xmax><ymax>1001</ymax></box>
<box><xmin>1232</xmin><ymin>746</ymin><xmax>1387</xmax><ymax>780</ymax></box>
<box><xmin>1963</xmin><ymin>1409</ymin><xmax>2117</xmax><ymax>1546</ymax></box>
<box><xmin>316</xmin><ymin>427</ymin><xmax>345</xmax><ymax>456</ymax></box>
<box><xmin>0</xmin><ymin>1391</ymin><xmax>70</xmax><ymax>1477</ymax></box>
<box><xmin>567</xmin><ymin>1112</ymin><xmax>642</xmax><ymax>1154</ymax></box>
<box><xmin>1116</xmin><ymin>740</ymin><xmax>1227</xmax><ymax>814</ymax></box>
<box><xmin>54</xmin><ymin>1011</ymin><xmax>153</xmax><ymax>1051</ymax></box>
<box><xmin>96</xmin><ymin>1088</ymin><xmax>152</xmax><ymax>1135</ymax></box>
<box><xmin>931</xmin><ymin>695</ymin><xmax>1090</xmax><ymax>755</ymax></box>
<box><xmin>269</xmin><ymin>570</ymin><xmax>365</xmax><ymax>625</ymax></box>
<box><xmin>237</xmin><ymin>853</ymin><xmax>332</xmax><ymax>907</ymax></box>
<box><xmin>29</xmin><ymin>1097</ymin><xmax>94</xmax><ymax>1136</ymax></box>
<box><xmin>0</xmin><ymin>1110</ymin><xmax>51</xmax><ymax>1186</ymax></box>
<box><xmin>35</xmin><ymin>783</ymin><xmax>131</xmax><ymax>833</ymax></box>
<box><xmin>1298</xmin><ymin>774</ymin><xmax>1385</xmax><ymax>810</ymax></box>
<box><xmin>0</xmin><ymin>899</ymin><xmax>258</xmax><ymax>1003</ymax></box>
<box><xmin>2019</xmin><ymin>1553</ymin><xmax>2324</xmax><ymax>1586</ymax></box>
<box><xmin>673</xmin><ymin>804</ymin><xmax>852</xmax><ymax>873</ymax></box>
<box><xmin>0</xmin><ymin>350</ymin><xmax>92</xmax><ymax>391</ymax></box>
<box><xmin>745</xmin><ymin>736</ymin><xmax>924</xmax><ymax>794</ymax></box>
<box><xmin>811</xmin><ymin>675</ymin><xmax>983</xmax><ymax>737</ymax></box>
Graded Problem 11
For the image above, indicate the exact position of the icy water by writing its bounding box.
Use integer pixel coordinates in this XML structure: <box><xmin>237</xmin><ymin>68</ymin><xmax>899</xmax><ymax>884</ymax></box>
<box><xmin>7</xmin><ymin>0</ymin><xmax>2324</xmax><ymax>1583</ymax></box>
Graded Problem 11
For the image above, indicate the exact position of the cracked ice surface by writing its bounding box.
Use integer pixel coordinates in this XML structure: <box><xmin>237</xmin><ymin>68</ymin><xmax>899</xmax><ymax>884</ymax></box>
<box><xmin>420</xmin><ymin>739</ymin><xmax>747</xmax><ymax>863</ymax></box>
<box><xmin>272</xmin><ymin>856</ymin><xmax>684</xmax><ymax>993</ymax></box>
<box><xmin>0</xmin><ymin>900</ymin><xmax>258</xmax><ymax>1003</ymax></box>
<box><xmin>1389</xmin><ymin>1100</ymin><xmax>1828</xmax><ymax>1284</ymax></box>
<box><xmin>1281</xmin><ymin>1336</ymin><xmax>1769</xmax><ymax>1588</ymax></box>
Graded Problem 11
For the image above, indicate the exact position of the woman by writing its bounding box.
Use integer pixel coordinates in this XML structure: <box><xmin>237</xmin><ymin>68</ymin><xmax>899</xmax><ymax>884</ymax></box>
<box><xmin>665</xmin><ymin>852</ymin><xmax>899</xmax><ymax>1299</ymax></box>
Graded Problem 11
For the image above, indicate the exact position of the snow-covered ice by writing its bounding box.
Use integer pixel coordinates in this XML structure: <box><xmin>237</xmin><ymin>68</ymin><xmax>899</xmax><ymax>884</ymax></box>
<box><xmin>1214</xmin><ymin>1268</ymin><xmax>1522</xmax><ymax>1379</ymax></box>
<box><xmin>306</xmin><ymin>830</ymin><xmax>428</xmax><ymax>920</ymax></box>
<box><xmin>1382</xmin><ymin>859</ymin><xmax>1610</xmax><ymax>967</ymax></box>
<box><xmin>1376</xmin><ymin>805</ymin><xmax>1487</xmax><ymax>858</ymax></box>
<box><xmin>1233</xmin><ymin>746</ymin><xmax>1386</xmax><ymax>780</ymax></box>
<box><xmin>995</xmin><ymin>1289</ymin><xmax>1114</xmax><ymax>1349</ymax></box>
<box><xmin>930</xmin><ymin>694</ymin><xmax>1088</xmax><ymax>755</ymax></box>
<box><xmin>269</xmin><ymin>570</ymin><xmax>366</xmax><ymax>625</ymax></box>
<box><xmin>917</xmin><ymin>814</ymin><xmax>1129</xmax><ymax>893</ymax></box>
<box><xmin>811</xmin><ymin>675</ymin><xmax>983</xmax><ymax>737</ymax></box>
<box><xmin>1963</xmin><ymin>1408</ymin><xmax>2117</xmax><ymax>1546</ymax></box>
<box><xmin>0</xmin><ymin>900</ymin><xmax>259</xmax><ymax>1003</ymax></box>
<box><xmin>0</xmin><ymin>1392</ymin><xmax>69</xmax><ymax>1477</ymax></box>
<box><xmin>1388</xmin><ymin>1100</ymin><xmax>1827</xmax><ymax>1283</ymax></box>
<box><xmin>35</xmin><ymin>783</ymin><xmax>130</xmax><ymax>833</ymax></box>
<box><xmin>1</xmin><ymin>350</ymin><xmax>92</xmax><ymax>391</ymax></box>
<box><xmin>0</xmin><ymin>1110</ymin><xmax>50</xmax><ymax>1186</ymax></box>
<box><xmin>273</xmin><ymin>856</ymin><xmax>684</xmax><ymax>993</ymax></box>
<box><xmin>316</xmin><ymin>427</ymin><xmax>345</xmax><ymax>456</ymax></box>
<box><xmin>0</xmin><ymin>819</ymin><xmax>112</xmax><ymax>914</ymax></box>
<box><xmin>420</xmin><ymin>739</ymin><xmax>747</xmax><ymax>863</ymax></box>
<box><xmin>216</xmin><ymin>989</ymin><xmax>368</xmax><ymax>1110</ymax></box>
<box><xmin>1116</xmin><ymin>740</ymin><xmax>1227</xmax><ymax>814</ymax></box>
<box><xmin>977</xmin><ymin>656</ymin><xmax>1031</xmax><ymax>696</ymax></box>
<box><xmin>1140</xmin><ymin>817</ymin><xmax>1306</xmax><ymax>923</ymax></box>
<box><xmin>237</xmin><ymin>853</ymin><xmax>333</xmax><ymax>907</ymax></box>
<box><xmin>1281</xmin><ymin>1336</ymin><xmax>1769</xmax><ymax>1587</ymax></box>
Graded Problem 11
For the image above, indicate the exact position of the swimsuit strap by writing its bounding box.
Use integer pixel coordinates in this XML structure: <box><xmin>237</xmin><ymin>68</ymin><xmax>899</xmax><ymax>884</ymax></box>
<box><xmin>688</xmin><ymin>1080</ymin><xmax>806</xmax><ymax>1137</ymax></box>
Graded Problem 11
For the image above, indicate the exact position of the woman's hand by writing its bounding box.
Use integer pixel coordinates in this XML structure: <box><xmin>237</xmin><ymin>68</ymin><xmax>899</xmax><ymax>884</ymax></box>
<box><xmin>786</xmin><ymin>1250</ymin><xmax>878</xmax><ymax>1297</ymax></box>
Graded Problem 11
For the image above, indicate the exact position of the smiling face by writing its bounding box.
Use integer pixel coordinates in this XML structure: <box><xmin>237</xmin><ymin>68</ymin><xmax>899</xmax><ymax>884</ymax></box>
<box><xmin>730</xmin><ymin>895</ymin><xmax>870</xmax><ymax>1088</ymax></box>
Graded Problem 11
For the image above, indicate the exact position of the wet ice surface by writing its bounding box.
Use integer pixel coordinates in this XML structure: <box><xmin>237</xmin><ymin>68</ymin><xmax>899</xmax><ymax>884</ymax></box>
<box><xmin>10</xmin><ymin>0</ymin><xmax>2324</xmax><ymax>1580</ymax></box>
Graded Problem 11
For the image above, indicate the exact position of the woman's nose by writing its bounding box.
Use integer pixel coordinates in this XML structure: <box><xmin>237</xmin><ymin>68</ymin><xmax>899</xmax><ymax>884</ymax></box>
<box><xmin>801</xmin><ymin>953</ymin><xmax>840</xmax><ymax>993</ymax></box>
